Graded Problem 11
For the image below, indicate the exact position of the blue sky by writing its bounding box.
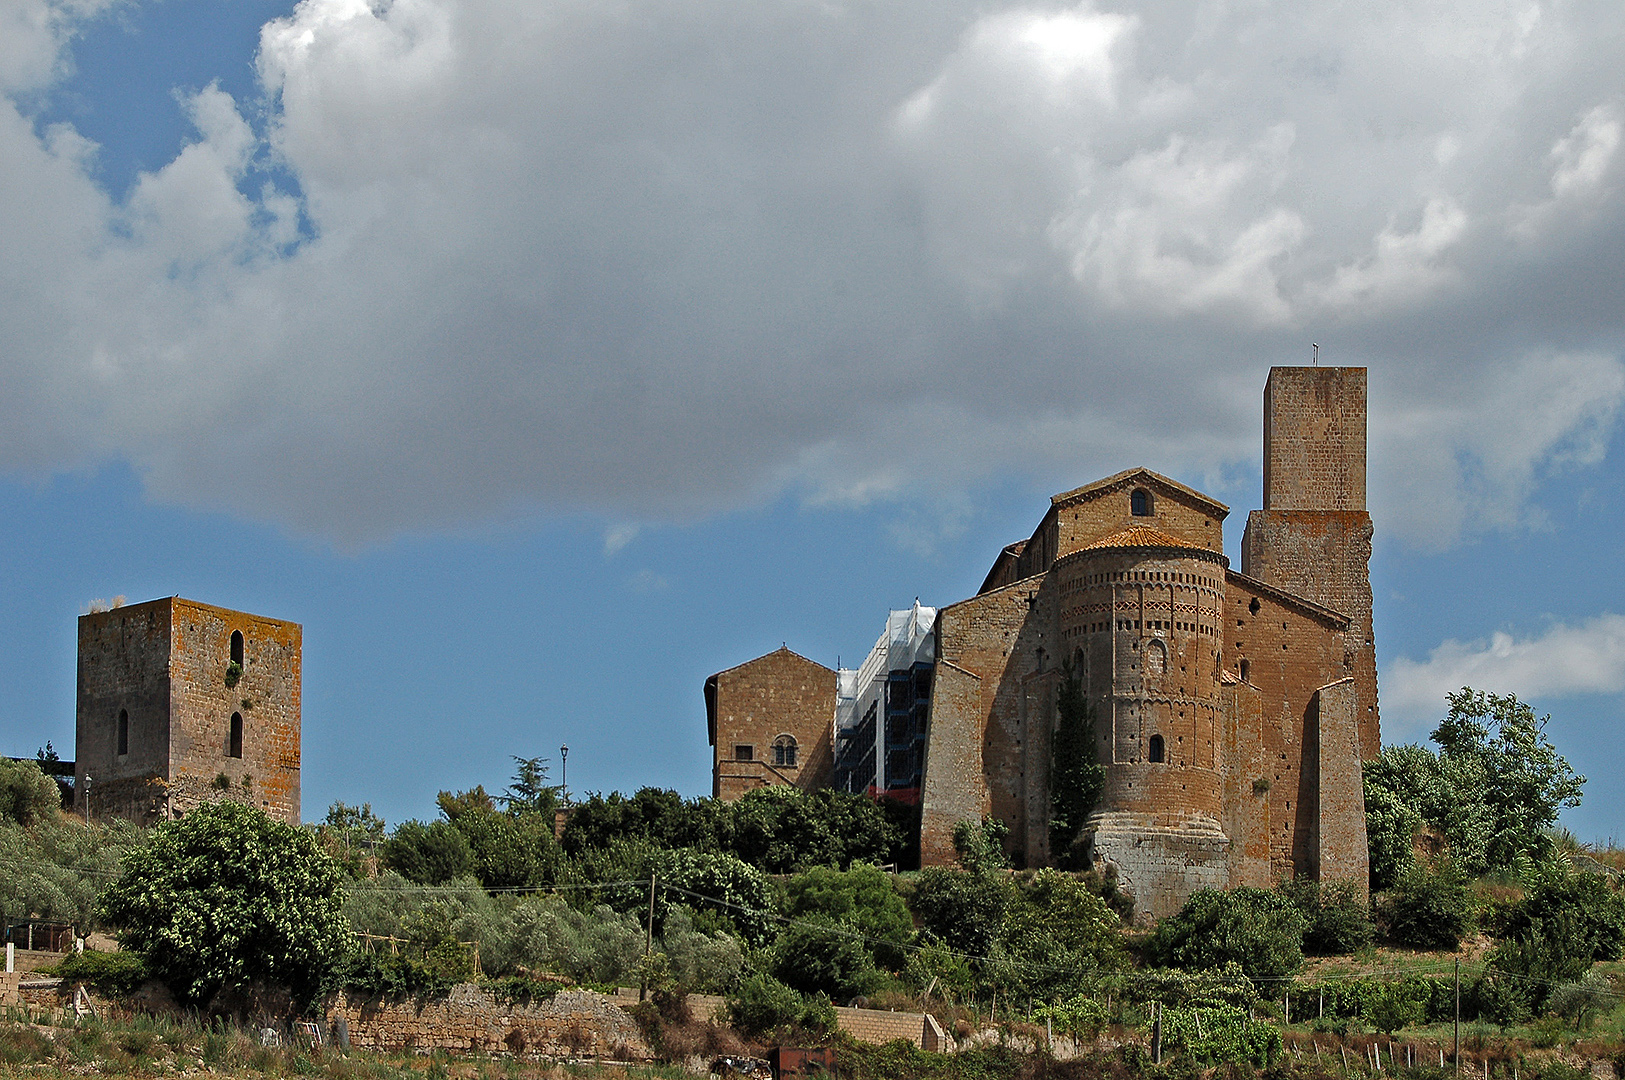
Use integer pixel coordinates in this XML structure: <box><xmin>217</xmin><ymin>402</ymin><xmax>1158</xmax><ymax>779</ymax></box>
<box><xmin>2</xmin><ymin>0</ymin><xmax>1624</xmax><ymax>841</ymax></box>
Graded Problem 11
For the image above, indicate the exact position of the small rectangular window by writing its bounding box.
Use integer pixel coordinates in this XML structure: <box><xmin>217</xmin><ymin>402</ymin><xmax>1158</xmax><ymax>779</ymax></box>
<box><xmin>734</xmin><ymin>744</ymin><xmax>754</xmax><ymax>762</ymax></box>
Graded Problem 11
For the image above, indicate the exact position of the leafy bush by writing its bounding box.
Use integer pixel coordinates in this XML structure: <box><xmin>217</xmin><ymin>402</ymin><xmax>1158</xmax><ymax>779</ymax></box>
<box><xmin>1379</xmin><ymin>860</ymin><xmax>1472</xmax><ymax>949</ymax></box>
<box><xmin>990</xmin><ymin>869</ymin><xmax>1128</xmax><ymax>997</ymax></box>
<box><xmin>1547</xmin><ymin>969</ymin><xmax>1613</xmax><ymax>1029</ymax></box>
<box><xmin>951</xmin><ymin>817</ymin><xmax>1009</xmax><ymax>873</ymax></box>
<box><xmin>659</xmin><ymin>908</ymin><xmax>744</xmax><ymax>993</ymax></box>
<box><xmin>910</xmin><ymin>866</ymin><xmax>1011</xmax><ymax>959</ymax></box>
<box><xmin>50</xmin><ymin>949</ymin><xmax>150</xmax><ymax>996</ymax></box>
<box><xmin>381</xmin><ymin>820</ymin><xmax>475</xmax><ymax>885</ymax></box>
<box><xmin>98</xmin><ymin>800</ymin><xmax>353</xmax><ymax>1006</ymax></box>
<box><xmin>724</xmin><ymin>971</ymin><xmax>833</xmax><ymax>1036</ymax></box>
<box><xmin>769</xmin><ymin>913</ymin><xmax>876</xmax><ymax>1001</ymax></box>
<box><xmin>1159</xmin><ymin>1004</ymin><xmax>1281</xmax><ymax>1066</ymax></box>
<box><xmin>1278</xmin><ymin>878</ymin><xmax>1374</xmax><ymax>955</ymax></box>
<box><xmin>783</xmin><ymin>862</ymin><xmax>912</xmax><ymax>969</ymax></box>
<box><xmin>0</xmin><ymin>813</ymin><xmax>141</xmax><ymax>928</ymax></box>
<box><xmin>1149</xmin><ymin>888</ymin><xmax>1308</xmax><ymax>979</ymax></box>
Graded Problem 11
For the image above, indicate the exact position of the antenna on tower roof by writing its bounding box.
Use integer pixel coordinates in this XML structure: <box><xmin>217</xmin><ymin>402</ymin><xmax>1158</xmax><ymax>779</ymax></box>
<box><xmin>1312</xmin><ymin>343</ymin><xmax>1320</xmax><ymax>366</ymax></box>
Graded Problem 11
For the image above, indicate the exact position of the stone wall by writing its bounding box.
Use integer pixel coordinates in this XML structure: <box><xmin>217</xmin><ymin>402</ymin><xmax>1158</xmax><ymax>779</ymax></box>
<box><xmin>1262</xmin><ymin>367</ymin><xmax>1367</xmax><ymax>513</ymax></box>
<box><xmin>1083</xmin><ymin>810</ymin><xmax>1231</xmax><ymax>921</ymax></box>
<box><xmin>1222</xmin><ymin>573</ymin><xmax>1350</xmax><ymax>881</ymax></box>
<box><xmin>77</xmin><ymin>599</ymin><xmax>173</xmax><ymax>826</ymax></box>
<box><xmin>168</xmin><ymin>599</ymin><xmax>302</xmax><ymax>824</ymax></box>
<box><xmin>1311</xmin><ymin>678</ymin><xmax>1369</xmax><ymax>894</ymax></box>
<box><xmin>708</xmin><ymin>648</ymin><xmax>835</xmax><ymax>801</ymax></box>
<box><xmin>327</xmin><ymin>987</ymin><xmax>652</xmax><ymax>1058</ymax></box>
<box><xmin>918</xmin><ymin>660</ymin><xmax>987</xmax><ymax>867</ymax></box>
<box><xmin>76</xmin><ymin>597</ymin><xmax>302</xmax><ymax>826</ymax></box>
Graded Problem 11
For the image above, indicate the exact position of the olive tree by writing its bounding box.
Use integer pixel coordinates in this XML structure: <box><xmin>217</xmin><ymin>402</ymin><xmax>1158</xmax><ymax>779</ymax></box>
<box><xmin>99</xmin><ymin>801</ymin><xmax>353</xmax><ymax>1005</ymax></box>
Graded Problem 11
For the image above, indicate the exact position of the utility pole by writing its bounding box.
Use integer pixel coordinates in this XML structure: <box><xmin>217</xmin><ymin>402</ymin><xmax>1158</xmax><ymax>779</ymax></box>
<box><xmin>640</xmin><ymin>872</ymin><xmax>657</xmax><ymax>1001</ymax></box>
<box><xmin>1454</xmin><ymin>958</ymin><xmax>1461</xmax><ymax>1076</ymax></box>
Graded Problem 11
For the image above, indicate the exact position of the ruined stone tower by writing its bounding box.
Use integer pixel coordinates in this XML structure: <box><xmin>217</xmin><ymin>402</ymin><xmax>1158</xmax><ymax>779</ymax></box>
<box><xmin>76</xmin><ymin>597</ymin><xmax>301</xmax><ymax>825</ymax></box>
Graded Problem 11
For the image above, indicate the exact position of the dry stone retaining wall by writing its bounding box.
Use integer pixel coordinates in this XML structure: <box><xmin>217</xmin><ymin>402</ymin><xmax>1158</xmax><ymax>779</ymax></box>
<box><xmin>325</xmin><ymin>986</ymin><xmax>652</xmax><ymax>1058</ymax></box>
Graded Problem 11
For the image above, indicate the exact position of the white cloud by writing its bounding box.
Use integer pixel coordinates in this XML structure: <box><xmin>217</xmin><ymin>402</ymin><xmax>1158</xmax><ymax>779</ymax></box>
<box><xmin>1371</xmin><ymin>351</ymin><xmax>1625</xmax><ymax>550</ymax></box>
<box><xmin>1386</xmin><ymin>614</ymin><xmax>1625</xmax><ymax>740</ymax></box>
<box><xmin>1</xmin><ymin>0</ymin><xmax>1624</xmax><ymax>543</ymax></box>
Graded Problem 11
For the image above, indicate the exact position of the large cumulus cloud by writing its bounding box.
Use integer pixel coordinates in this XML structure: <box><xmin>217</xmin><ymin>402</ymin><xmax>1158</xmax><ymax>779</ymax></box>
<box><xmin>2</xmin><ymin>0</ymin><xmax>1623</xmax><ymax>544</ymax></box>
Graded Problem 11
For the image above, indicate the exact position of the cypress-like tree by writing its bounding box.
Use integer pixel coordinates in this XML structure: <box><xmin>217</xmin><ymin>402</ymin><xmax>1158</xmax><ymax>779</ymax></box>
<box><xmin>1050</xmin><ymin>657</ymin><xmax>1104</xmax><ymax>866</ymax></box>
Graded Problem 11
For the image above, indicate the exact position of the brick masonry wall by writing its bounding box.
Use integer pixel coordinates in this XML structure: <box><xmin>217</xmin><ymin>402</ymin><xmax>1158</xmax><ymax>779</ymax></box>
<box><xmin>1312</xmin><ymin>678</ymin><xmax>1369</xmax><ymax>893</ymax></box>
<box><xmin>1052</xmin><ymin>479</ymin><xmax>1226</xmax><ymax>561</ymax></box>
<box><xmin>1262</xmin><ymin>367</ymin><xmax>1366</xmax><ymax>512</ymax></box>
<box><xmin>1219</xmin><ymin>682</ymin><xmax>1271</xmax><ymax>888</ymax></box>
<box><xmin>1242</xmin><ymin>510</ymin><xmax>1379</xmax><ymax>759</ymax></box>
<box><xmin>77</xmin><ymin>599</ymin><xmax>174</xmax><ymax>825</ymax></box>
<box><xmin>326</xmin><ymin>987</ymin><xmax>652</xmax><ymax>1058</ymax></box>
<box><xmin>711</xmin><ymin>648</ymin><xmax>835</xmax><ymax>801</ymax></box>
<box><xmin>928</xmin><ymin>574</ymin><xmax>1053</xmax><ymax>867</ymax></box>
<box><xmin>76</xmin><ymin>597</ymin><xmax>302</xmax><ymax>826</ymax></box>
<box><xmin>1222</xmin><ymin>574</ymin><xmax>1351</xmax><ymax>881</ymax></box>
<box><xmin>168</xmin><ymin>599</ymin><xmax>302</xmax><ymax>824</ymax></box>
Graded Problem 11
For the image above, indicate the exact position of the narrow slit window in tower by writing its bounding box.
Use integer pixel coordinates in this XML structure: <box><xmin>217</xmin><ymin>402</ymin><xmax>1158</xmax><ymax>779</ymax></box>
<box><xmin>117</xmin><ymin>709</ymin><xmax>129</xmax><ymax>756</ymax></box>
<box><xmin>230</xmin><ymin>630</ymin><xmax>244</xmax><ymax>667</ymax></box>
<box><xmin>229</xmin><ymin>712</ymin><xmax>244</xmax><ymax>758</ymax></box>
<box><xmin>1148</xmin><ymin>734</ymin><xmax>1165</xmax><ymax>763</ymax></box>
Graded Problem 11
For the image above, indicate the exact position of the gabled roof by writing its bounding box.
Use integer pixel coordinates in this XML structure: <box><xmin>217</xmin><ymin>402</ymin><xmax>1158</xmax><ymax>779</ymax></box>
<box><xmin>705</xmin><ymin>646</ymin><xmax>834</xmax><ymax>746</ymax></box>
<box><xmin>1051</xmin><ymin>467</ymin><xmax>1229</xmax><ymax>518</ymax></box>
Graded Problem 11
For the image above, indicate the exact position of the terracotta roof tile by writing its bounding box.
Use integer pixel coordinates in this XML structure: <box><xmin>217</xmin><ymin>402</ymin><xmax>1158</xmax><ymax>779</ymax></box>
<box><xmin>1081</xmin><ymin>524</ymin><xmax>1204</xmax><ymax>551</ymax></box>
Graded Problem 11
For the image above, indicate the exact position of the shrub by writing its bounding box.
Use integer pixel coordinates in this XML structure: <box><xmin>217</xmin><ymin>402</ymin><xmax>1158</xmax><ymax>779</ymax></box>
<box><xmin>50</xmin><ymin>949</ymin><xmax>150</xmax><ymax>996</ymax></box>
<box><xmin>769</xmin><ymin>913</ymin><xmax>875</xmax><ymax>1001</ymax></box>
<box><xmin>910</xmin><ymin>867</ymin><xmax>1011</xmax><ymax>958</ymax></box>
<box><xmin>1278</xmin><ymin>878</ymin><xmax>1374</xmax><ymax>955</ymax></box>
<box><xmin>1379</xmin><ymin>861</ymin><xmax>1472</xmax><ymax>949</ymax></box>
<box><xmin>1547</xmin><ymin>969</ymin><xmax>1613</xmax><ymax>1029</ymax></box>
<box><xmin>782</xmin><ymin>862</ymin><xmax>912</xmax><ymax>969</ymax></box>
<box><xmin>97</xmin><ymin>801</ymin><xmax>352</xmax><ymax>1006</ymax></box>
<box><xmin>1149</xmin><ymin>888</ymin><xmax>1308</xmax><ymax>979</ymax></box>
<box><xmin>724</xmin><ymin>972</ymin><xmax>832</xmax><ymax>1036</ymax></box>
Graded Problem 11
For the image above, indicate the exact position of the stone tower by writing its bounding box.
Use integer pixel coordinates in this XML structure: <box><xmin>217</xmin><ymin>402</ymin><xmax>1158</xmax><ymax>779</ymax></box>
<box><xmin>76</xmin><ymin>597</ymin><xmax>301</xmax><ymax>825</ymax></box>
<box><xmin>1241</xmin><ymin>367</ymin><xmax>1379</xmax><ymax>757</ymax></box>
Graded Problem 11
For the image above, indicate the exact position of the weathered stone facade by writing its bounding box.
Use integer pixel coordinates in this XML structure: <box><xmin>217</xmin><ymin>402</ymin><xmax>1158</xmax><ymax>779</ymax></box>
<box><xmin>705</xmin><ymin>367</ymin><xmax>1376</xmax><ymax>917</ymax></box>
<box><xmin>706</xmin><ymin>647</ymin><xmax>835</xmax><ymax>800</ymax></box>
<box><xmin>920</xmin><ymin>367</ymin><xmax>1376</xmax><ymax>916</ymax></box>
<box><xmin>76</xmin><ymin>597</ymin><xmax>301</xmax><ymax>826</ymax></box>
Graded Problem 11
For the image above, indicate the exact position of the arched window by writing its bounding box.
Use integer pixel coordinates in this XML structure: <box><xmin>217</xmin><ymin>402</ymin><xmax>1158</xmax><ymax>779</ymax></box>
<box><xmin>229</xmin><ymin>713</ymin><xmax>244</xmax><ymax>759</ymax></box>
<box><xmin>1144</xmin><ymin>638</ymin><xmax>1167</xmax><ymax>676</ymax></box>
<box><xmin>117</xmin><ymin>709</ymin><xmax>129</xmax><ymax>756</ymax></box>
<box><xmin>1239</xmin><ymin>659</ymin><xmax>1250</xmax><ymax>683</ymax></box>
<box><xmin>1131</xmin><ymin>488</ymin><xmax>1153</xmax><ymax>516</ymax></box>
<box><xmin>230</xmin><ymin>630</ymin><xmax>244</xmax><ymax>667</ymax></box>
<box><xmin>773</xmin><ymin>734</ymin><xmax>798</xmax><ymax>767</ymax></box>
<box><xmin>1148</xmin><ymin>734</ymin><xmax>1165</xmax><ymax>763</ymax></box>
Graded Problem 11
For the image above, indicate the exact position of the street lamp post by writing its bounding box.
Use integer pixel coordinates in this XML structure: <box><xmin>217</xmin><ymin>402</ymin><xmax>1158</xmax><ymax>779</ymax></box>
<box><xmin>560</xmin><ymin>745</ymin><xmax>569</xmax><ymax>806</ymax></box>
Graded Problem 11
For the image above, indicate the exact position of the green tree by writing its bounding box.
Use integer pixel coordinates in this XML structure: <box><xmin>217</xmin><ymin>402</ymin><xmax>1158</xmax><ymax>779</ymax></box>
<box><xmin>0</xmin><ymin>758</ymin><xmax>61</xmax><ymax>826</ymax></box>
<box><xmin>783</xmin><ymin>862</ymin><xmax>913</xmax><ymax>969</ymax></box>
<box><xmin>991</xmin><ymin>869</ymin><xmax>1127</xmax><ymax>997</ymax></box>
<box><xmin>380</xmin><ymin>819</ymin><xmax>474</xmax><ymax>884</ymax></box>
<box><xmin>951</xmin><ymin>816</ymin><xmax>1009</xmax><ymax>873</ymax></box>
<box><xmin>1277</xmin><ymin>878</ymin><xmax>1374</xmax><ymax>955</ymax></box>
<box><xmin>911</xmin><ymin>866</ymin><xmax>1011</xmax><ymax>958</ymax></box>
<box><xmin>1149</xmin><ymin>887</ymin><xmax>1308</xmax><ymax>980</ymax></box>
<box><xmin>97</xmin><ymin>801</ymin><xmax>353</xmax><ymax>1006</ymax></box>
<box><xmin>1489</xmin><ymin>857</ymin><xmax>1625</xmax><ymax>1007</ymax></box>
<box><xmin>769</xmin><ymin>913</ymin><xmax>877</xmax><ymax>1001</ymax></box>
<box><xmin>1432</xmin><ymin>690</ymin><xmax>1584</xmax><ymax>868</ymax></box>
<box><xmin>1050</xmin><ymin>659</ymin><xmax>1104</xmax><ymax>866</ymax></box>
<box><xmin>501</xmin><ymin>756</ymin><xmax>561</xmax><ymax>818</ymax></box>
